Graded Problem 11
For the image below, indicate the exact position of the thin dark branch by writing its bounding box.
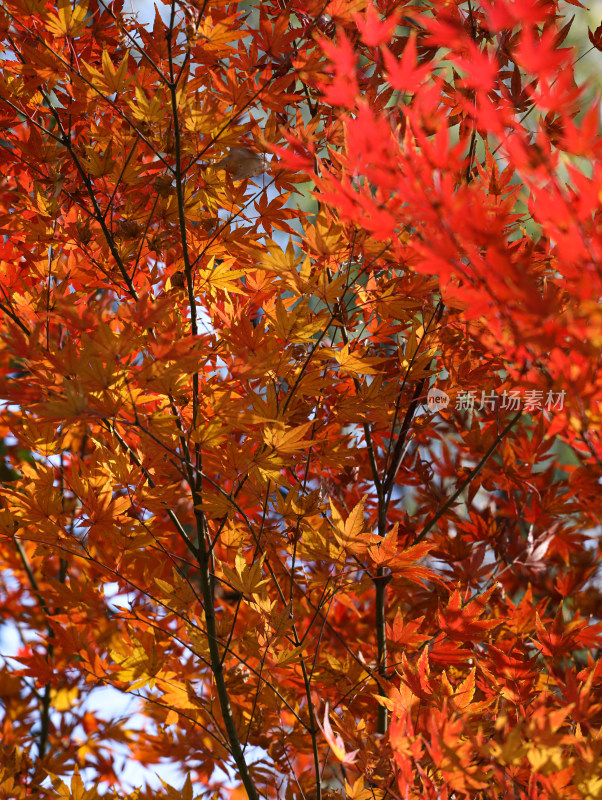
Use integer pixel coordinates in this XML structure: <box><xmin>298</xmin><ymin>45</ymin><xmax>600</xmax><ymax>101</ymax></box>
<box><xmin>414</xmin><ymin>408</ymin><xmax>523</xmax><ymax>544</ymax></box>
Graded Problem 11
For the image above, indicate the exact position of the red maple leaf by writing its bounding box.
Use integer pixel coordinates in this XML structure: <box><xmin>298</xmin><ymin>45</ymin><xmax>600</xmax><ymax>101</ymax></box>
<box><xmin>438</xmin><ymin>587</ymin><xmax>502</xmax><ymax>642</ymax></box>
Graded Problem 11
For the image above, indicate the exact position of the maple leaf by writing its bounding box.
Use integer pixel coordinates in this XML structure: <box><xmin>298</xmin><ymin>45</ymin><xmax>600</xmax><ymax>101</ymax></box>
<box><xmin>81</xmin><ymin>50</ymin><xmax>130</xmax><ymax>95</ymax></box>
<box><xmin>318</xmin><ymin>704</ymin><xmax>359</xmax><ymax>764</ymax></box>
<box><xmin>49</xmin><ymin>766</ymin><xmax>98</xmax><ymax>800</ymax></box>
<box><xmin>487</xmin><ymin>724</ymin><xmax>530</xmax><ymax>767</ymax></box>
<box><xmin>485</xmin><ymin>645</ymin><xmax>539</xmax><ymax>683</ymax></box>
<box><xmin>198</xmin><ymin>256</ymin><xmax>246</xmax><ymax>295</ymax></box>
<box><xmin>110</xmin><ymin>636</ymin><xmax>163</xmax><ymax>691</ymax></box>
<box><xmin>383</xmin><ymin>34</ymin><xmax>431</xmax><ymax>93</ymax></box>
<box><xmin>446</xmin><ymin>667</ymin><xmax>476</xmax><ymax>710</ymax></box>
<box><xmin>438</xmin><ymin>587</ymin><xmax>502</xmax><ymax>642</ymax></box>
<box><xmin>344</xmin><ymin>776</ymin><xmax>373</xmax><ymax>800</ymax></box>
<box><xmin>354</xmin><ymin>3</ymin><xmax>399</xmax><ymax>47</ymax></box>
<box><xmin>221</xmin><ymin>550</ymin><xmax>269</xmax><ymax>599</ymax></box>
<box><xmin>397</xmin><ymin>649</ymin><xmax>433</xmax><ymax>701</ymax></box>
<box><xmin>327</xmin><ymin>0</ymin><xmax>367</xmax><ymax>20</ymax></box>
<box><xmin>330</xmin><ymin>497</ymin><xmax>377</xmax><ymax>555</ymax></box>
<box><xmin>197</xmin><ymin>14</ymin><xmax>250</xmax><ymax>51</ymax></box>
<box><xmin>533</xmin><ymin>605</ymin><xmax>602</xmax><ymax>658</ymax></box>
<box><xmin>589</xmin><ymin>24</ymin><xmax>602</xmax><ymax>51</ymax></box>
<box><xmin>479</xmin><ymin>0</ymin><xmax>557</xmax><ymax>31</ymax></box>
<box><xmin>263</xmin><ymin>420</ymin><xmax>316</xmax><ymax>454</ymax></box>
<box><xmin>45</xmin><ymin>0</ymin><xmax>89</xmax><ymax>37</ymax></box>
<box><xmin>368</xmin><ymin>524</ymin><xmax>399</xmax><ymax>566</ymax></box>
<box><xmin>515</xmin><ymin>26</ymin><xmax>572</xmax><ymax>78</ymax></box>
<box><xmin>386</xmin><ymin>610</ymin><xmax>430</xmax><ymax>648</ymax></box>
<box><xmin>319</xmin><ymin>31</ymin><xmax>359</xmax><ymax>108</ymax></box>
<box><xmin>214</xmin><ymin>148</ymin><xmax>267</xmax><ymax>180</ymax></box>
<box><xmin>331</xmin><ymin>343</ymin><xmax>382</xmax><ymax>376</ymax></box>
<box><xmin>157</xmin><ymin>679</ymin><xmax>204</xmax><ymax>713</ymax></box>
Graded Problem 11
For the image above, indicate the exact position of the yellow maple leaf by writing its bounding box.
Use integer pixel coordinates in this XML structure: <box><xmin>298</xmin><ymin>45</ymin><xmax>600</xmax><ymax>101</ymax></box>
<box><xmin>345</xmin><ymin>776</ymin><xmax>373</xmax><ymax>800</ymax></box>
<box><xmin>527</xmin><ymin>745</ymin><xmax>567</xmax><ymax>775</ymax></box>
<box><xmin>85</xmin><ymin>140</ymin><xmax>114</xmax><ymax>177</ymax></box>
<box><xmin>49</xmin><ymin>766</ymin><xmax>97</xmax><ymax>800</ymax></box>
<box><xmin>198</xmin><ymin>256</ymin><xmax>246</xmax><ymax>295</ymax></box>
<box><xmin>51</xmin><ymin>686</ymin><xmax>79</xmax><ymax>712</ymax></box>
<box><xmin>45</xmin><ymin>0</ymin><xmax>89</xmax><ymax>37</ymax></box>
<box><xmin>263</xmin><ymin>421</ymin><xmax>316</xmax><ymax>454</ymax></box>
<box><xmin>195</xmin><ymin>490</ymin><xmax>232</xmax><ymax>519</ymax></box>
<box><xmin>101</xmin><ymin>48</ymin><xmax>129</xmax><ymax>93</ymax></box>
<box><xmin>261</xmin><ymin>239</ymin><xmax>302</xmax><ymax>275</ymax></box>
<box><xmin>332</xmin><ymin>497</ymin><xmax>376</xmax><ymax>554</ymax></box>
<box><xmin>20</xmin><ymin>418</ymin><xmax>64</xmax><ymax>455</ymax></box>
<box><xmin>332</xmin><ymin>344</ymin><xmax>382</xmax><ymax>376</ymax></box>
<box><xmin>221</xmin><ymin>550</ymin><xmax>269</xmax><ymax>598</ymax></box>
<box><xmin>128</xmin><ymin>84</ymin><xmax>162</xmax><ymax>124</ymax></box>
<box><xmin>272</xmin><ymin>644</ymin><xmax>304</xmax><ymax>667</ymax></box>
<box><xmin>157</xmin><ymin>679</ymin><xmax>203</xmax><ymax>713</ymax></box>
<box><xmin>488</xmin><ymin>724</ymin><xmax>529</xmax><ymax>766</ymax></box>
<box><xmin>267</xmin><ymin>296</ymin><xmax>325</xmax><ymax>342</ymax></box>
<box><xmin>252</xmin><ymin>450</ymin><xmax>288</xmax><ymax>485</ymax></box>
<box><xmin>110</xmin><ymin>637</ymin><xmax>161</xmax><ymax>690</ymax></box>
<box><xmin>81</xmin><ymin>50</ymin><xmax>129</xmax><ymax>95</ymax></box>
<box><xmin>197</xmin><ymin>15</ymin><xmax>250</xmax><ymax>51</ymax></box>
<box><xmin>303</xmin><ymin>212</ymin><xmax>345</xmax><ymax>255</ymax></box>
<box><xmin>154</xmin><ymin>570</ymin><xmax>197</xmax><ymax>611</ymax></box>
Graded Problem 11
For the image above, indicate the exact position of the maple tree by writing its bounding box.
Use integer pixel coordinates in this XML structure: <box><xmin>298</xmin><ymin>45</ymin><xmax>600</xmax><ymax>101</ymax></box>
<box><xmin>0</xmin><ymin>0</ymin><xmax>602</xmax><ymax>797</ymax></box>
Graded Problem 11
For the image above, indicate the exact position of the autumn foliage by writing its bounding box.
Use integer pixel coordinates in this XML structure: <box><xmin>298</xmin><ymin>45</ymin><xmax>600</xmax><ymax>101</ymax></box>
<box><xmin>0</xmin><ymin>0</ymin><xmax>601</xmax><ymax>797</ymax></box>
